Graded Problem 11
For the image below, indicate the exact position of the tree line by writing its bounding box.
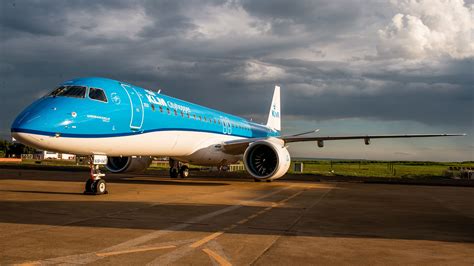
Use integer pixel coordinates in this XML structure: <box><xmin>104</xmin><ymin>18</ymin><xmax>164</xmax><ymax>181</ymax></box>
<box><xmin>0</xmin><ymin>139</ymin><xmax>37</xmax><ymax>158</ymax></box>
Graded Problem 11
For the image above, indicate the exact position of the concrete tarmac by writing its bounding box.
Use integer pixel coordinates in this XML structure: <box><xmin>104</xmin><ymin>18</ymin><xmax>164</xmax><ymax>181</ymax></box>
<box><xmin>0</xmin><ymin>169</ymin><xmax>473</xmax><ymax>265</ymax></box>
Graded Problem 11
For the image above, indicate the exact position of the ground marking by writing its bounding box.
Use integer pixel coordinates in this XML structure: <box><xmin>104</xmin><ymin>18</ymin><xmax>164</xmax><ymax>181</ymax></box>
<box><xmin>16</xmin><ymin>262</ymin><xmax>41</xmax><ymax>266</ymax></box>
<box><xmin>96</xmin><ymin>245</ymin><xmax>176</xmax><ymax>257</ymax></box>
<box><xmin>278</xmin><ymin>190</ymin><xmax>304</xmax><ymax>204</ymax></box>
<box><xmin>249</xmin><ymin>186</ymin><xmax>335</xmax><ymax>265</ymax></box>
<box><xmin>202</xmin><ymin>248</ymin><xmax>232</xmax><ymax>266</ymax></box>
<box><xmin>188</xmin><ymin>189</ymin><xmax>307</xmax><ymax>252</ymax></box>
<box><xmin>236</xmin><ymin>218</ymin><xmax>249</xmax><ymax>224</ymax></box>
<box><xmin>18</xmin><ymin>185</ymin><xmax>292</xmax><ymax>265</ymax></box>
<box><xmin>190</xmin><ymin>232</ymin><xmax>224</xmax><ymax>248</ymax></box>
<box><xmin>194</xmin><ymin>190</ymin><xmax>308</xmax><ymax>266</ymax></box>
<box><xmin>223</xmin><ymin>224</ymin><xmax>237</xmax><ymax>231</ymax></box>
<box><xmin>248</xmin><ymin>213</ymin><xmax>259</xmax><ymax>219</ymax></box>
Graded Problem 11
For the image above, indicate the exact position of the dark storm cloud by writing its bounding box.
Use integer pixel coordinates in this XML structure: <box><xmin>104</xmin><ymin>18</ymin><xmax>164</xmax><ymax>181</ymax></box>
<box><xmin>240</xmin><ymin>0</ymin><xmax>365</xmax><ymax>36</ymax></box>
<box><xmin>0</xmin><ymin>0</ymin><xmax>472</xmax><ymax>140</ymax></box>
<box><xmin>0</xmin><ymin>0</ymin><xmax>133</xmax><ymax>38</ymax></box>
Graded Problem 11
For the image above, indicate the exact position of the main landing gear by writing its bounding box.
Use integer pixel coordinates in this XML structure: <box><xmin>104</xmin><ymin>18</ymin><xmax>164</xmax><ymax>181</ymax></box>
<box><xmin>84</xmin><ymin>156</ymin><xmax>108</xmax><ymax>195</ymax></box>
<box><xmin>169</xmin><ymin>159</ymin><xmax>189</xmax><ymax>178</ymax></box>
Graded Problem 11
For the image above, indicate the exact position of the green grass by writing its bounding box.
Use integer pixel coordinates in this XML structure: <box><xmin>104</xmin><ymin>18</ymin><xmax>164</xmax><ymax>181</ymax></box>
<box><xmin>288</xmin><ymin>161</ymin><xmax>474</xmax><ymax>178</ymax></box>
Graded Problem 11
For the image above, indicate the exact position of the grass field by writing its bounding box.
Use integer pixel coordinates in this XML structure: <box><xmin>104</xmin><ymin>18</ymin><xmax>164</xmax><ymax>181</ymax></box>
<box><xmin>1</xmin><ymin>158</ymin><xmax>473</xmax><ymax>179</ymax></box>
<box><xmin>288</xmin><ymin>161</ymin><xmax>474</xmax><ymax>178</ymax></box>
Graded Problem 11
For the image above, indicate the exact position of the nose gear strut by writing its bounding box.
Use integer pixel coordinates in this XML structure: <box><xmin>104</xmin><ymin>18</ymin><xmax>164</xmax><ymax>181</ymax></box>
<box><xmin>84</xmin><ymin>155</ymin><xmax>108</xmax><ymax>195</ymax></box>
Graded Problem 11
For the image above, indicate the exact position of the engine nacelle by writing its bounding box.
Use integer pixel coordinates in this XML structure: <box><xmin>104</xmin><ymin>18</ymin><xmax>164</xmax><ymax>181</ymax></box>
<box><xmin>106</xmin><ymin>156</ymin><xmax>152</xmax><ymax>173</ymax></box>
<box><xmin>243</xmin><ymin>138</ymin><xmax>291</xmax><ymax>181</ymax></box>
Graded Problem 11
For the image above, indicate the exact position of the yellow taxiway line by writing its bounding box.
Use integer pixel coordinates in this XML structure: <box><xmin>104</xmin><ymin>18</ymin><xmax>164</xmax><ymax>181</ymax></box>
<box><xmin>202</xmin><ymin>248</ymin><xmax>232</xmax><ymax>266</ymax></box>
<box><xmin>96</xmin><ymin>245</ymin><xmax>176</xmax><ymax>257</ymax></box>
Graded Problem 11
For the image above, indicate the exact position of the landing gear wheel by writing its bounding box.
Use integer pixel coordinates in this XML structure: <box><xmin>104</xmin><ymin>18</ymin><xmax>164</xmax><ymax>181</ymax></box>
<box><xmin>84</xmin><ymin>179</ymin><xmax>107</xmax><ymax>195</ymax></box>
<box><xmin>84</xmin><ymin>156</ymin><xmax>108</xmax><ymax>195</ymax></box>
<box><xmin>179</xmin><ymin>165</ymin><xmax>189</xmax><ymax>178</ymax></box>
<box><xmin>85</xmin><ymin>179</ymin><xmax>94</xmax><ymax>193</ymax></box>
<box><xmin>170</xmin><ymin>168</ymin><xmax>179</xmax><ymax>178</ymax></box>
<box><xmin>93</xmin><ymin>179</ymin><xmax>107</xmax><ymax>195</ymax></box>
<box><xmin>254</xmin><ymin>178</ymin><xmax>262</xmax><ymax>182</ymax></box>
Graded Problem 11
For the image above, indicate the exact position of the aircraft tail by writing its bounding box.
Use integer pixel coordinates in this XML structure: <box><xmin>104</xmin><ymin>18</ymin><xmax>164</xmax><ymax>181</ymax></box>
<box><xmin>266</xmin><ymin>85</ymin><xmax>281</xmax><ymax>132</ymax></box>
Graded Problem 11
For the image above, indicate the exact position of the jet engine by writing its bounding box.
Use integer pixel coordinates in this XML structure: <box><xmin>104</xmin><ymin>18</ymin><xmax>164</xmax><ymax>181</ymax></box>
<box><xmin>243</xmin><ymin>138</ymin><xmax>291</xmax><ymax>181</ymax></box>
<box><xmin>106</xmin><ymin>156</ymin><xmax>152</xmax><ymax>173</ymax></box>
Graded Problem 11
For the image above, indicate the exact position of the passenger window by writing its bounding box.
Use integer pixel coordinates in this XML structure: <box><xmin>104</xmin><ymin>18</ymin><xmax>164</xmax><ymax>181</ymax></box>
<box><xmin>187</xmin><ymin>113</ymin><xmax>190</xmax><ymax>118</ymax></box>
<box><xmin>159</xmin><ymin>106</ymin><xmax>163</xmax><ymax>112</ymax></box>
<box><xmin>151</xmin><ymin>104</ymin><xmax>155</xmax><ymax>111</ymax></box>
<box><xmin>193</xmin><ymin>114</ymin><xmax>196</xmax><ymax>120</ymax></box>
<box><xmin>180</xmin><ymin>111</ymin><xmax>184</xmax><ymax>117</ymax></box>
<box><xmin>89</xmin><ymin>88</ymin><xmax>107</xmax><ymax>102</ymax></box>
<box><xmin>167</xmin><ymin>108</ymin><xmax>170</xmax><ymax>114</ymax></box>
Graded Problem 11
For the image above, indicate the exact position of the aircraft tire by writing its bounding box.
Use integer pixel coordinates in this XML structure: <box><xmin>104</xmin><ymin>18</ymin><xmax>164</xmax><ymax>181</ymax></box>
<box><xmin>179</xmin><ymin>165</ymin><xmax>189</xmax><ymax>178</ymax></box>
<box><xmin>170</xmin><ymin>168</ymin><xmax>179</xmax><ymax>178</ymax></box>
<box><xmin>93</xmin><ymin>179</ymin><xmax>107</xmax><ymax>195</ymax></box>
<box><xmin>84</xmin><ymin>179</ymin><xmax>94</xmax><ymax>193</ymax></box>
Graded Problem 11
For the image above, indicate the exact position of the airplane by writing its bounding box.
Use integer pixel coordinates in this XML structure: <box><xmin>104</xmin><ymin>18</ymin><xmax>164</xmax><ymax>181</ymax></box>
<box><xmin>10</xmin><ymin>77</ymin><xmax>465</xmax><ymax>195</ymax></box>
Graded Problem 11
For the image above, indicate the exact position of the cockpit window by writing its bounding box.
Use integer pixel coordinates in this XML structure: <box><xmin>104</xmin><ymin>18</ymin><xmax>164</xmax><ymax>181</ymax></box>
<box><xmin>89</xmin><ymin>88</ymin><xmax>108</xmax><ymax>103</ymax></box>
<box><xmin>50</xmin><ymin>86</ymin><xmax>86</xmax><ymax>98</ymax></box>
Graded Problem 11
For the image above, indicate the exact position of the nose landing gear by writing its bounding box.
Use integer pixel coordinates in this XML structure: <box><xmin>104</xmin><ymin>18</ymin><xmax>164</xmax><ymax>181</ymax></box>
<box><xmin>84</xmin><ymin>156</ymin><xmax>108</xmax><ymax>195</ymax></box>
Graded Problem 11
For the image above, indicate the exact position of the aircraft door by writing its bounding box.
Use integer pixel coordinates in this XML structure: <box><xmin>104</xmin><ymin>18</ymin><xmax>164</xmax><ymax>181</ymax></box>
<box><xmin>120</xmin><ymin>84</ymin><xmax>144</xmax><ymax>130</ymax></box>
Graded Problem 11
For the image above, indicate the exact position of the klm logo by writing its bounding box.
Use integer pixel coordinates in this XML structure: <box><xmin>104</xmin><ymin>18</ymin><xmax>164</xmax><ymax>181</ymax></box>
<box><xmin>271</xmin><ymin>104</ymin><xmax>280</xmax><ymax>118</ymax></box>
<box><xmin>110</xmin><ymin>93</ymin><xmax>121</xmax><ymax>105</ymax></box>
<box><xmin>146</xmin><ymin>94</ymin><xmax>168</xmax><ymax>107</ymax></box>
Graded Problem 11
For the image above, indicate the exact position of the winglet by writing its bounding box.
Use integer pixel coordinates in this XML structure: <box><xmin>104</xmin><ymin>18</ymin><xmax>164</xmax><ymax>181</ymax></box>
<box><xmin>266</xmin><ymin>85</ymin><xmax>281</xmax><ymax>131</ymax></box>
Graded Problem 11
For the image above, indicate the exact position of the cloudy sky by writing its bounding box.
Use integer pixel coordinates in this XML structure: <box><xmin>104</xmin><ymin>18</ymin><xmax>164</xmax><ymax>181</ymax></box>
<box><xmin>0</xmin><ymin>0</ymin><xmax>472</xmax><ymax>161</ymax></box>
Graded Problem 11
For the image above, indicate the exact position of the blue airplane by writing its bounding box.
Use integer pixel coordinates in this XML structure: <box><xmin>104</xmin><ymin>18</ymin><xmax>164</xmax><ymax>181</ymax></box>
<box><xmin>11</xmin><ymin>77</ymin><xmax>464</xmax><ymax>194</ymax></box>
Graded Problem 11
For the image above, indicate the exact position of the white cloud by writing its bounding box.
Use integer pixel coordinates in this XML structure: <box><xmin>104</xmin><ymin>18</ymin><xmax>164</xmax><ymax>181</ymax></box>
<box><xmin>377</xmin><ymin>0</ymin><xmax>473</xmax><ymax>59</ymax></box>
<box><xmin>225</xmin><ymin>60</ymin><xmax>286</xmax><ymax>81</ymax></box>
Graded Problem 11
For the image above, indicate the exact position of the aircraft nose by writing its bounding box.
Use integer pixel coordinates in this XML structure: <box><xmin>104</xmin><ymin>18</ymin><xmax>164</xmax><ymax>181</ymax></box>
<box><xmin>11</xmin><ymin>110</ymin><xmax>49</xmax><ymax>149</ymax></box>
<box><xmin>11</xmin><ymin>110</ymin><xmax>42</xmax><ymax>133</ymax></box>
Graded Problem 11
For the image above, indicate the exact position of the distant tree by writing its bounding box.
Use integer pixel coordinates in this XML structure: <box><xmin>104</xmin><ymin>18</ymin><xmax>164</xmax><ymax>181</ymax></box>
<box><xmin>1</xmin><ymin>139</ymin><xmax>38</xmax><ymax>158</ymax></box>
<box><xmin>0</xmin><ymin>140</ymin><xmax>7</xmax><ymax>157</ymax></box>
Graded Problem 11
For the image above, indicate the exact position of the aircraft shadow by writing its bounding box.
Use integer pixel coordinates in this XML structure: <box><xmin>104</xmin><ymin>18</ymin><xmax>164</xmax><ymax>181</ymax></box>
<box><xmin>0</xmin><ymin>190</ymin><xmax>84</xmax><ymax>195</ymax></box>
<box><xmin>0</xmin><ymin>200</ymin><xmax>472</xmax><ymax>244</ymax></box>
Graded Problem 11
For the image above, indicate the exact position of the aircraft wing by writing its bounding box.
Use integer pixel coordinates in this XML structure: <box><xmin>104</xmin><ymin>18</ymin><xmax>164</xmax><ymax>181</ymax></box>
<box><xmin>221</xmin><ymin>133</ymin><xmax>465</xmax><ymax>155</ymax></box>
<box><xmin>283</xmin><ymin>133</ymin><xmax>466</xmax><ymax>143</ymax></box>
